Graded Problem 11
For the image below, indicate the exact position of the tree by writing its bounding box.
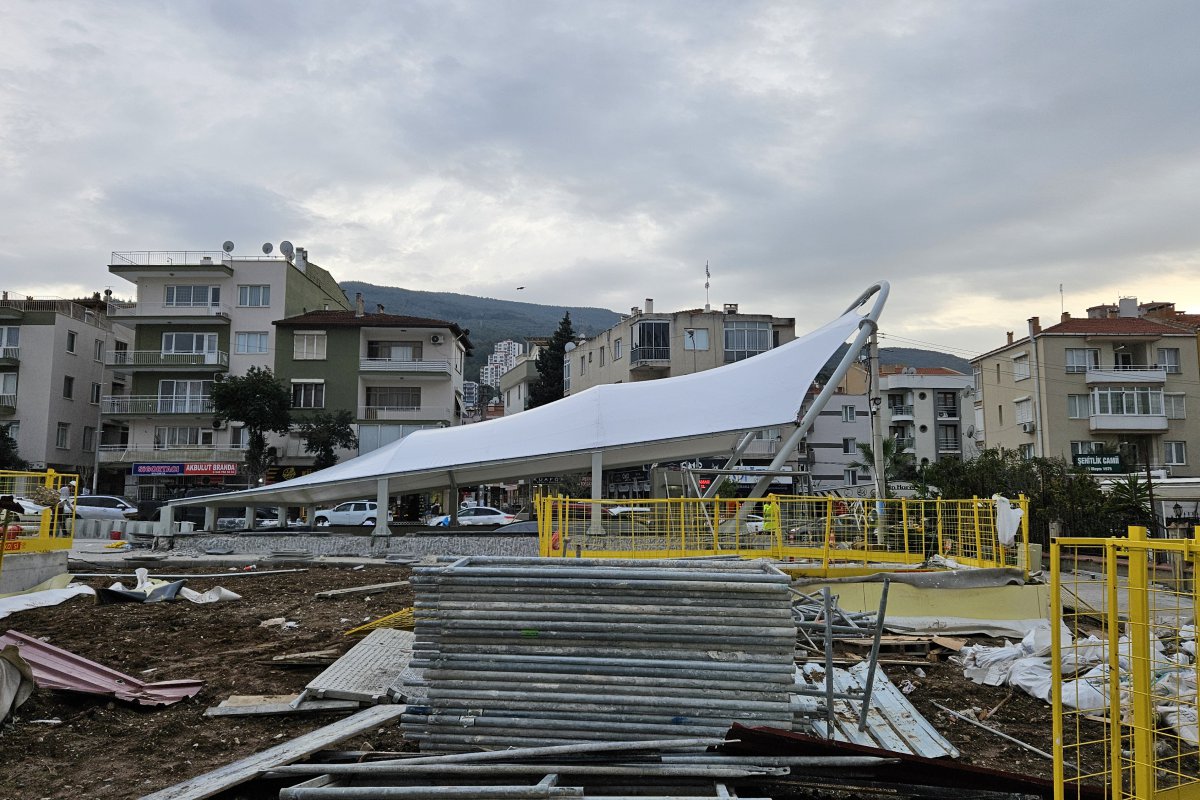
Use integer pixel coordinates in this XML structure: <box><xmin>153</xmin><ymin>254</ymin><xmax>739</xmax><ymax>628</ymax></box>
<box><xmin>297</xmin><ymin>410</ymin><xmax>359</xmax><ymax>471</ymax></box>
<box><xmin>210</xmin><ymin>366</ymin><xmax>292</xmax><ymax>486</ymax></box>
<box><xmin>1104</xmin><ymin>474</ymin><xmax>1154</xmax><ymax>532</ymax></box>
<box><xmin>529</xmin><ymin>312</ymin><xmax>576</xmax><ymax>408</ymax></box>
<box><xmin>847</xmin><ymin>437</ymin><xmax>916</xmax><ymax>493</ymax></box>
<box><xmin>0</xmin><ymin>425</ymin><xmax>26</xmax><ymax>470</ymax></box>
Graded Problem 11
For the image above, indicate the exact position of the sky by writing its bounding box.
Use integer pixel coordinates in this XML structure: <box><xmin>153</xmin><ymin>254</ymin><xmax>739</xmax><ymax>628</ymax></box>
<box><xmin>3</xmin><ymin>1</ymin><xmax>1200</xmax><ymax>361</ymax></box>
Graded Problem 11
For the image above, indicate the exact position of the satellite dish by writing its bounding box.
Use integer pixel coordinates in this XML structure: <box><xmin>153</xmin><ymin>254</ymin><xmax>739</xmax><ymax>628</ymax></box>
<box><xmin>261</xmin><ymin>242</ymin><xmax>273</xmax><ymax>255</ymax></box>
<box><xmin>966</xmin><ymin>425</ymin><xmax>977</xmax><ymax>438</ymax></box>
<box><xmin>222</xmin><ymin>240</ymin><xmax>235</xmax><ymax>253</ymax></box>
<box><xmin>279</xmin><ymin>241</ymin><xmax>295</xmax><ymax>259</ymax></box>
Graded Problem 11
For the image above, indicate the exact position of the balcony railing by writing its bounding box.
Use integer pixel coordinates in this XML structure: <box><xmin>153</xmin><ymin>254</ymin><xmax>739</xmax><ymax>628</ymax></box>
<box><xmin>0</xmin><ymin>393</ymin><xmax>14</xmax><ymax>409</ymax></box>
<box><xmin>360</xmin><ymin>405</ymin><xmax>453</xmax><ymax>421</ymax></box>
<box><xmin>895</xmin><ymin>437</ymin><xmax>915</xmax><ymax>450</ymax></box>
<box><xmin>359</xmin><ymin>358</ymin><xmax>451</xmax><ymax>374</ymax></box>
<box><xmin>98</xmin><ymin>444</ymin><xmax>247</xmax><ymax>463</ymax></box>
<box><xmin>110</xmin><ymin>251</ymin><xmax>233</xmax><ymax>267</ymax></box>
<box><xmin>631</xmin><ymin>346</ymin><xmax>670</xmax><ymax>363</ymax></box>
<box><xmin>889</xmin><ymin>404</ymin><xmax>914</xmax><ymax>417</ymax></box>
<box><xmin>102</xmin><ymin>395</ymin><xmax>214</xmax><ymax>415</ymax></box>
<box><xmin>0</xmin><ymin>297</ymin><xmax>112</xmax><ymax>330</ymax></box>
<box><xmin>1084</xmin><ymin>364</ymin><xmax>1167</xmax><ymax>385</ymax></box>
<box><xmin>0</xmin><ymin>347</ymin><xmax>18</xmax><ymax>361</ymax></box>
<box><xmin>937</xmin><ymin>439</ymin><xmax>961</xmax><ymax>452</ymax></box>
<box><xmin>105</xmin><ymin>350</ymin><xmax>229</xmax><ymax>369</ymax></box>
<box><xmin>106</xmin><ymin>301</ymin><xmax>232</xmax><ymax>319</ymax></box>
<box><xmin>1089</xmin><ymin>413</ymin><xmax>1168</xmax><ymax>433</ymax></box>
<box><xmin>935</xmin><ymin>407</ymin><xmax>959</xmax><ymax>420</ymax></box>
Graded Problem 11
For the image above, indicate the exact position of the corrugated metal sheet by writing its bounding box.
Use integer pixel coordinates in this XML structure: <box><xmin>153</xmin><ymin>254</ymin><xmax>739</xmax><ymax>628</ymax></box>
<box><xmin>0</xmin><ymin>629</ymin><xmax>203</xmax><ymax>705</ymax></box>
<box><xmin>792</xmin><ymin>661</ymin><xmax>959</xmax><ymax>759</ymax></box>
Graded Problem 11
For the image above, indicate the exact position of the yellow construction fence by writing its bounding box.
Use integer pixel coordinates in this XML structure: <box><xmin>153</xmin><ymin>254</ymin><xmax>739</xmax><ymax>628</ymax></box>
<box><xmin>1052</xmin><ymin>526</ymin><xmax>1199</xmax><ymax>799</ymax></box>
<box><xmin>536</xmin><ymin>494</ymin><xmax>1031</xmax><ymax>577</ymax></box>
<box><xmin>0</xmin><ymin>469</ymin><xmax>78</xmax><ymax>557</ymax></box>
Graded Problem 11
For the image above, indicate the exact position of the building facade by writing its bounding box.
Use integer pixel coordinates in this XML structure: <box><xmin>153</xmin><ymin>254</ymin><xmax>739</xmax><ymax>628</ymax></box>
<box><xmin>971</xmin><ymin>298</ymin><xmax>1200</xmax><ymax>475</ymax></box>
<box><xmin>0</xmin><ymin>294</ymin><xmax>132</xmax><ymax>483</ymax></box>
<box><xmin>99</xmin><ymin>248</ymin><xmax>352</xmax><ymax>499</ymax></box>
<box><xmin>479</xmin><ymin>339</ymin><xmax>523</xmax><ymax>390</ymax></box>
<box><xmin>499</xmin><ymin>338</ymin><xmax>545</xmax><ymax>416</ymax></box>
<box><xmin>273</xmin><ymin>302</ymin><xmax>471</xmax><ymax>457</ymax></box>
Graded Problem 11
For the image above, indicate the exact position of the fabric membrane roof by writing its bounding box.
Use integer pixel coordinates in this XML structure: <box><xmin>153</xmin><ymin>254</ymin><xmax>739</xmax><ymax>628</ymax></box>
<box><xmin>173</xmin><ymin>288</ymin><xmax>880</xmax><ymax>509</ymax></box>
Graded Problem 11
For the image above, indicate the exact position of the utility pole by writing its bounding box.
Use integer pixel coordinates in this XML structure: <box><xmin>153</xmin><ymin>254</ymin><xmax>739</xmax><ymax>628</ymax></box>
<box><xmin>868</xmin><ymin>329</ymin><xmax>886</xmax><ymax>544</ymax></box>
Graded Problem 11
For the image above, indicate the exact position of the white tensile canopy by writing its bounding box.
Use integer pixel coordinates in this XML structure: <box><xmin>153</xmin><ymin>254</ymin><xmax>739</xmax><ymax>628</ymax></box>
<box><xmin>169</xmin><ymin>284</ymin><xmax>887</xmax><ymax>513</ymax></box>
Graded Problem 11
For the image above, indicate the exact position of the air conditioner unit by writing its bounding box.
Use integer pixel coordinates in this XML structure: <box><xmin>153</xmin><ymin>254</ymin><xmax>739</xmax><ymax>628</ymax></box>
<box><xmin>1020</xmin><ymin>421</ymin><xmax>1036</xmax><ymax>433</ymax></box>
<box><xmin>212</xmin><ymin>419</ymin><xmax>226</xmax><ymax>430</ymax></box>
<box><xmin>430</xmin><ymin>334</ymin><xmax>444</xmax><ymax>344</ymax></box>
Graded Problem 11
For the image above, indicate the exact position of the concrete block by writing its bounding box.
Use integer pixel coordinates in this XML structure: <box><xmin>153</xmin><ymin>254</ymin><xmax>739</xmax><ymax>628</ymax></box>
<box><xmin>0</xmin><ymin>552</ymin><xmax>70</xmax><ymax>594</ymax></box>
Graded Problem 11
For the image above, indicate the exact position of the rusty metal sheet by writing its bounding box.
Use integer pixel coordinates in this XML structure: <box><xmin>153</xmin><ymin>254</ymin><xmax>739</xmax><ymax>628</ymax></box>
<box><xmin>0</xmin><ymin>629</ymin><xmax>203</xmax><ymax>705</ymax></box>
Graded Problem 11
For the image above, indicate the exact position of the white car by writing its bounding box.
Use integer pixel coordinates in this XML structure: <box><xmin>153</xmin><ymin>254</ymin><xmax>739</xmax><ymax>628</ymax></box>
<box><xmin>64</xmin><ymin>495</ymin><xmax>139</xmax><ymax>521</ymax></box>
<box><xmin>313</xmin><ymin>500</ymin><xmax>381</xmax><ymax>527</ymax></box>
<box><xmin>431</xmin><ymin>506</ymin><xmax>515</xmax><ymax>527</ymax></box>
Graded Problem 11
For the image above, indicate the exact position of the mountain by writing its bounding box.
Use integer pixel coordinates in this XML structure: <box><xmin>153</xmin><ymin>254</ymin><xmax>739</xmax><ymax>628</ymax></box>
<box><xmin>339</xmin><ymin>282</ymin><xmax>622</xmax><ymax>377</ymax></box>
<box><xmin>820</xmin><ymin>344</ymin><xmax>972</xmax><ymax>381</ymax></box>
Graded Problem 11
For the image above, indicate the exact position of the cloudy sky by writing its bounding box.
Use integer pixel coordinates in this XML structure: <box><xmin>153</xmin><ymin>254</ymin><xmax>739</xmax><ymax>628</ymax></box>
<box><xmin>3</xmin><ymin>1</ymin><xmax>1199</xmax><ymax>358</ymax></box>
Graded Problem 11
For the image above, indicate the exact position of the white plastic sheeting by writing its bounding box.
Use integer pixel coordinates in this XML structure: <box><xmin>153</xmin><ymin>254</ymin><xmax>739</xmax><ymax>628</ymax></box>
<box><xmin>172</xmin><ymin>290</ymin><xmax>879</xmax><ymax>509</ymax></box>
<box><xmin>992</xmin><ymin>493</ymin><xmax>1023</xmax><ymax>547</ymax></box>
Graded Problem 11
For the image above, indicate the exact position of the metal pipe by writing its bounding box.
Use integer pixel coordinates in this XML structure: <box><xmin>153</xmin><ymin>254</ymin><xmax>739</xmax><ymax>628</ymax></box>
<box><xmin>822</xmin><ymin>587</ymin><xmax>836</xmax><ymax>733</ymax></box>
<box><xmin>275</xmin><ymin>764</ymin><xmax>787</xmax><ymax>778</ymax></box>
<box><xmin>856</xmin><ymin>576</ymin><xmax>891</xmax><ymax>732</ymax></box>
<box><xmin>279</xmin><ymin>786</ymin><xmax>583</xmax><ymax>800</ymax></box>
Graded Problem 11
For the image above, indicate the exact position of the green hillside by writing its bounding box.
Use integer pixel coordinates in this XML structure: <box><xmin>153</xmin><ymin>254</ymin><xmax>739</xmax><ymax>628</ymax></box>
<box><xmin>340</xmin><ymin>281</ymin><xmax>622</xmax><ymax>378</ymax></box>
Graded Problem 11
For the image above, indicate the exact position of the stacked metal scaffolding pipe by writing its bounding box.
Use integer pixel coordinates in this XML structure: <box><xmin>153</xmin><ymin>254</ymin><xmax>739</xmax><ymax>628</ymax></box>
<box><xmin>402</xmin><ymin>558</ymin><xmax>797</xmax><ymax>751</ymax></box>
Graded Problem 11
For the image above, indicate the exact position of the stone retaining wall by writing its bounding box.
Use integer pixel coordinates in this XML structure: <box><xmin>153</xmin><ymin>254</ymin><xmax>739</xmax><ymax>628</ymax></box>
<box><xmin>160</xmin><ymin>532</ymin><xmax>540</xmax><ymax>559</ymax></box>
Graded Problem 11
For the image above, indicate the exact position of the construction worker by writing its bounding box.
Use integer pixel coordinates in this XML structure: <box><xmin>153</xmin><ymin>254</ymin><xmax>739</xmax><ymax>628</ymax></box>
<box><xmin>763</xmin><ymin>498</ymin><xmax>781</xmax><ymax>538</ymax></box>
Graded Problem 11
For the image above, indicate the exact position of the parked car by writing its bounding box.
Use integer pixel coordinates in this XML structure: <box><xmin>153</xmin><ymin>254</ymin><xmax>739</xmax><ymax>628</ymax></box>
<box><xmin>216</xmin><ymin>509</ymin><xmax>286</xmax><ymax>531</ymax></box>
<box><xmin>63</xmin><ymin>495</ymin><xmax>138</xmax><ymax>521</ymax></box>
<box><xmin>430</xmin><ymin>506</ymin><xmax>516</xmax><ymax>527</ymax></box>
<box><xmin>492</xmin><ymin>520</ymin><xmax>540</xmax><ymax>534</ymax></box>
<box><xmin>313</xmin><ymin>500</ymin><xmax>381</xmax><ymax>527</ymax></box>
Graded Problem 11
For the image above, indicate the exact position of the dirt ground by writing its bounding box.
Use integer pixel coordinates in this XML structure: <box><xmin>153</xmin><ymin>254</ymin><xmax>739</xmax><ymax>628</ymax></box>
<box><xmin>0</xmin><ymin>562</ymin><xmax>1069</xmax><ymax>800</ymax></box>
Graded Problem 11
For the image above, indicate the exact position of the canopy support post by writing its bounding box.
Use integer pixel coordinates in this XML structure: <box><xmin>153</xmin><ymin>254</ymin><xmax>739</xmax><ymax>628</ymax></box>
<box><xmin>447</xmin><ymin>471</ymin><xmax>459</xmax><ymax>525</ymax></box>
<box><xmin>374</xmin><ymin>478</ymin><xmax>390</xmax><ymax>536</ymax></box>
<box><xmin>589</xmin><ymin>451</ymin><xmax>605</xmax><ymax>535</ymax></box>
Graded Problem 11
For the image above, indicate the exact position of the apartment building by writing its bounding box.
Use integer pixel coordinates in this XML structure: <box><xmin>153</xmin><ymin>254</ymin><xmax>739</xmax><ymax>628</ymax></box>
<box><xmin>100</xmin><ymin>247</ymin><xmax>352</xmax><ymax>499</ymax></box>
<box><xmin>499</xmin><ymin>338</ymin><xmax>545</xmax><ymax>416</ymax></box>
<box><xmin>273</xmin><ymin>298</ymin><xmax>472</xmax><ymax>457</ymax></box>
<box><xmin>971</xmin><ymin>297</ymin><xmax>1200</xmax><ymax>475</ymax></box>
<box><xmin>0</xmin><ymin>293</ymin><xmax>132</xmax><ymax>482</ymax></box>
<box><xmin>479</xmin><ymin>339</ymin><xmax>523</xmax><ymax>390</ymax></box>
<box><xmin>565</xmin><ymin>300</ymin><xmax>797</xmax><ymax>394</ymax></box>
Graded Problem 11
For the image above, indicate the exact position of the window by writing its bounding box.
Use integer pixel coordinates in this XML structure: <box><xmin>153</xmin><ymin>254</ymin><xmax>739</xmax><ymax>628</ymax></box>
<box><xmin>1067</xmin><ymin>394</ymin><xmax>1090</xmax><ymax>419</ymax></box>
<box><xmin>238</xmin><ymin>285</ymin><xmax>270</xmax><ymax>307</ymax></box>
<box><xmin>294</xmin><ymin>333</ymin><xmax>328</xmax><ymax>360</ymax></box>
<box><xmin>2</xmin><ymin>421</ymin><xmax>18</xmax><ymax>441</ymax></box>
<box><xmin>843</xmin><ymin>468</ymin><xmax>858</xmax><ymax>486</ymax></box>
<box><xmin>613</xmin><ymin>339</ymin><xmax>622</xmax><ymax>360</ymax></box>
<box><xmin>165</xmin><ymin>285</ymin><xmax>220</xmax><ymax>307</ymax></box>
<box><xmin>162</xmin><ymin>332</ymin><xmax>218</xmax><ymax>356</ymax></box>
<box><xmin>1070</xmin><ymin>441</ymin><xmax>1104</xmax><ymax>457</ymax></box>
<box><xmin>1012</xmin><ymin>354</ymin><xmax>1030</xmax><ymax>381</ymax></box>
<box><xmin>723</xmin><ymin>321</ymin><xmax>770</xmax><ymax>362</ymax></box>
<box><xmin>154</xmin><ymin>426</ymin><xmax>213</xmax><ymax>448</ymax></box>
<box><xmin>580</xmin><ymin>355</ymin><xmax>587</xmax><ymax>376</ymax></box>
<box><xmin>842</xmin><ymin>437</ymin><xmax>856</xmax><ymax>455</ymax></box>
<box><xmin>93</xmin><ymin>339</ymin><xmax>104</xmax><ymax>362</ymax></box>
<box><xmin>157</xmin><ymin>379</ymin><xmax>212</xmax><ymax>413</ymax></box>
<box><xmin>1157</xmin><ymin>348</ymin><xmax>1181</xmax><ymax>373</ymax></box>
<box><xmin>56</xmin><ymin>422</ymin><xmax>70</xmax><ymax>449</ymax></box>
<box><xmin>82</xmin><ymin>426</ymin><xmax>95</xmax><ymax>452</ymax></box>
<box><xmin>633</xmin><ymin>321</ymin><xmax>670</xmax><ymax>361</ymax></box>
<box><xmin>1065</xmin><ymin>348</ymin><xmax>1100</xmax><ymax>373</ymax></box>
<box><xmin>66</xmin><ymin>330</ymin><xmax>77</xmax><ymax>353</ymax></box>
<box><xmin>1015</xmin><ymin>398</ymin><xmax>1032</xmax><ymax>424</ymax></box>
<box><xmin>235</xmin><ymin>332</ymin><xmax>269</xmax><ymax>355</ymax></box>
<box><xmin>1165</xmin><ymin>393</ymin><xmax>1186</xmax><ymax>419</ymax></box>
<box><xmin>1165</xmin><ymin>441</ymin><xmax>1187</xmax><ymax>465</ymax></box>
<box><xmin>366</xmin><ymin>386</ymin><xmax>420</xmax><ymax>410</ymax></box>
<box><xmin>230</xmin><ymin>425</ymin><xmax>247</xmax><ymax>449</ymax></box>
<box><xmin>841</xmin><ymin>405</ymin><xmax>856</xmax><ymax>422</ymax></box>
<box><xmin>291</xmin><ymin>381</ymin><xmax>325</xmax><ymax>409</ymax></box>
<box><xmin>599</xmin><ymin>347</ymin><xmax>605</xmax><ymax>367</ymax></box>
<box><xmin>1092</xmin><ymin>386</ymin><xmax>1164</xmax><ymax>416</ymax></box>
<box><xmin>0</xmin><ymin>372</ymin><xmax>15</xmax><ymax>400</ymax></box>
<box><xmin>683</xmin><ymin>328</ymin><xmax>710</xmax><ymax>351</ymax></box>
<box><xmin>367</xmin><ymin>340</ymin><xmax>420</xmax><ymax>360</ymax></box>
<box><xmin>973</xmin><ymin>365</ymin><xmax>982</xmax><ymax>395</ymax></box>
<box><xmin>0</xmin><ymin>326</ymin><xmax>18</xmax><ymax>352</ymax></box>
<box><xmin>90</xmin><ymin>382</ymin><xmax>101</xmax><ymax>404</ymax></box>
<box><xmin>563</xmin><ymin>357</ymin><xmax>571</xmax><ymax>393</ymax></box>
<box><xmin>62</xmin><ymin>375</ymin><xmax>74</xmax><ymax>399</ymax></box>
<box><xmin>1019</xmin><ymin>443</ymin><xmax>1034</xmax><ymax>460</ymax></box>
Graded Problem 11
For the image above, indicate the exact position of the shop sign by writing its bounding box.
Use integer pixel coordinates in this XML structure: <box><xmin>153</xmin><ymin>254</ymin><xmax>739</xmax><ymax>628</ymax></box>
<box><xmin>132</xmin><ymin>462</ymin><xmax>240</xmax><ymax>476</ymax></box>
<box><xmin>1073</xmin><ymin>454</ymin><xmax>1122</xmax><ymax>474</ymax></box>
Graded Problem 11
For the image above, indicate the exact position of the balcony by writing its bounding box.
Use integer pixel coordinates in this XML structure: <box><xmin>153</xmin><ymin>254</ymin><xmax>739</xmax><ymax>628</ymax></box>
<box><xmin>936</xmin><ymin>438</ymin><xmax>961</xmax><ymax>453</ymax></box>
<box><xmin>1085</xmin><ymin>365</ymin><xmax>1168</xmax><ymax>385</ymax></box>
<box><xmin>0</xmin><ymin>393</ymin><xmax>14</xmax><ymax>415</ymax></box>
<box><xmin>97</xmin><ymin>444</ymin><xmax>247</xmax><ymax>464</ymax></box>
<box><xmin>105</xmin><ymin>350</ymin><xmax>229</xmax><ymax>370</ymax></box>
<box><xmin>1089</xmin><ymin>413</ymin><xmax>1168</xmax><ymax>433</ymax></box>
<box><xmin>106</xmin><ymin>301</ymin><xmax>232</xmax><ymax>324</ymax></box>
<box><xmin>359</xmin><ymin>405</ymin><xmax>454</xmax><ymax>422</ymax></box>
<box><xmin>889</xmin><ymin>404</ymin><xmax>914</xmax><ymax>420</ymax></box>
<box><xmin>935</xmin><ymin>407</ymin><xmax>959</xmax><ymax>420</ymax></box>
<box><xmin>109</xmin><ymin>251</ymin><xmax>234</xmax><ymax>279</ymax></box>
<box><xmin>744</xmin><ymin>438</ymin><xmax>781</xmax><ymax>457</ymax></box>
<box><xmin>359</xmin><ymin>358</ymin><xmax>451</xmax><ymax>376</ymax></box>
<box><xmin>894</xmin><ymin>437</ymin><xmax>915</xmax><ymax>451</ymax></box>
<box><xmin>102</xmin><ymin>395</ymin><xmax>214</xmax><ymax>415</ymax></box>
<box><xmin>0</xmin><ymin>346</ymin><xmax>17</xmax><ymax>367</ymax></box>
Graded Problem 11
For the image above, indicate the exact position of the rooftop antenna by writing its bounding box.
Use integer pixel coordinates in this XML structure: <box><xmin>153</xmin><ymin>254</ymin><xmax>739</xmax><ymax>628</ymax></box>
<box><xmin>279</xmin><ymin>241</ymin><xmax>295</xmax><ymax>260</ymax></box>
<box><xmin>704</xmin><ymin>260</ymin><xmax>711</xmax><ymax>311</ymax></box>
<box><xmin>1059</xmin><ymin>283</ymin><xmax>1064</xmax><ymax>315</ymax></box>
<box><xmin>222</xmin><ymin>240</ymin><xmax>235</xmax><ymax>254</ymax></box>
<box><xmin>261</xmin><ymin>242</ymin><xmax>274</xmax><ymax>255</ymax></box>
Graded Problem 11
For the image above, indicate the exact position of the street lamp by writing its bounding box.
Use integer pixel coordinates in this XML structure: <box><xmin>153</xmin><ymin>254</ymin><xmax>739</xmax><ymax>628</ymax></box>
<box><xmin>1173</xmin><ymin>502</ymin><xmax>1183</xmax><ymax>520</ymax></box>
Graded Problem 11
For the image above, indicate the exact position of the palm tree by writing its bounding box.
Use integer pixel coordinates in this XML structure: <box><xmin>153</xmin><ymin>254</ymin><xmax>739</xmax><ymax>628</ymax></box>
<box><xmin>847</xmin><ymin>437</ymin><xmax>916</xmax><ymax>495</ymax></box>
<box><xmin>1104</xmin><ymin>474</ymin><xmax>1154</xmax><ymax>532</ymax></box>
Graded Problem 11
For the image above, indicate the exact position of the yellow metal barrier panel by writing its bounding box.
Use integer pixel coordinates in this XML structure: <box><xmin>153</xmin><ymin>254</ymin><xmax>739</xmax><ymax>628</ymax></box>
<box><xmin>0</xmin><ymin>469</ymin><xmax>78</xmax><ymax>559</ymax></box>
